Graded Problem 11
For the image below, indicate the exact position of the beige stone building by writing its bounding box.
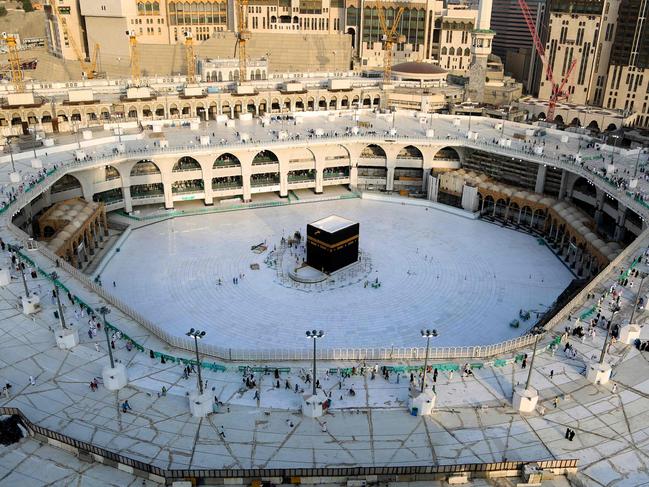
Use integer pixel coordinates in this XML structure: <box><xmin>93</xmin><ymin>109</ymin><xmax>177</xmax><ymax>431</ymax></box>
<box><xmin>44</xmin><ymin>0</ymin><xmax>88</xmax><ymax>61</ymax></box>
<box><xmin>537</xmin><ymin>0</ymin><xmax>615</xmax><ymax>107</ymax></box>
<box><xmin>45</xmin><ymin>0</ymin><xmax>484</xmax><ymax>78</ymax></box>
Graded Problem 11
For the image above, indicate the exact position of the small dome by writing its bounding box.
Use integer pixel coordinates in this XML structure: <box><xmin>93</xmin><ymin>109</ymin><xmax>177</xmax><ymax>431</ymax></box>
<box><xmin>392</xmin><ymin>61</ymin><xmax>447</xmax><ymax>75</ymax></box>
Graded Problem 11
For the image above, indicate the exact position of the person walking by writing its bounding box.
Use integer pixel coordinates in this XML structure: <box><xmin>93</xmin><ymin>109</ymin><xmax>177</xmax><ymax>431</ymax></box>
<box><xmin>121</xmin><ymin>400</ymin><xmax>132</xmax><ymax>413</ymax></box>
<box><xmin>29</xmin><ymin>375</ymin><xmax>35</xmax><ymax>386</ymax></box>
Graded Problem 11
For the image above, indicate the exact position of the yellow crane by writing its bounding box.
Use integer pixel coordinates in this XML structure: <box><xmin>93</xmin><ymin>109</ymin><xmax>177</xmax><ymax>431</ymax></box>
<box><xmin>376</xmin><ymin>2</ymin><xmax>405</xmax><ymax>84</ymax></box>
<box><xmin>236</xmin><ymin>0</ymin><xmax>251</xmax><ymax>84</ymax></box>
<box><xmin>184</xmin><ymin>31</ymin><xmax>196</xmax><ymax>84</ymax></box>
<box><xmin>126</xmin><ymin>30</ymin><xmax>140</xmax><ymax>85</ymax></box>
<box><xmin>2</xmin><ymin>33</ymin><xmax>24</xmax><ymax>92</ymax></box>
<box><xmin>49</xmin><ymin>2</ymin><xmax>100</xmax><ymax>79</ymax></box>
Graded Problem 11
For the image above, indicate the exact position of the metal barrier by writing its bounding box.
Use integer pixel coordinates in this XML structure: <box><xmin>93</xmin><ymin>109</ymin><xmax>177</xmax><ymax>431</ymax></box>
<box><xmin>0</xmin><ymin>405</ymin><xmax>577</xmax><ymax>481</ymax></box>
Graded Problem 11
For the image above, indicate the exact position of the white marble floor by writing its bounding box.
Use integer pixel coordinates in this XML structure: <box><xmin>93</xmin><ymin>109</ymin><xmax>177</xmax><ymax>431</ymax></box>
<box><xmin>100</xmin><ymin>199</ymin><xmax>574</xmax><ymax>350</ymax></box>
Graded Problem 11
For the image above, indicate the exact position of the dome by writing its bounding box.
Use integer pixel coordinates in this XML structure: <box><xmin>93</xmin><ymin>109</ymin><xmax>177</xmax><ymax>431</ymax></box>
<box><xmin>391</xmin><ymin>62</ymin><xmax>448</xmax><ymax>81</ymax></box>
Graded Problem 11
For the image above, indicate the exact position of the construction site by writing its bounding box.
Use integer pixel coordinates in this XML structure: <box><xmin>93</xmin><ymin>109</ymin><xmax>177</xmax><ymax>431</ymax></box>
<box><xmin>0</xmin><ymin>0</ymin><xmax>533</xmax><ymax>141</ymax></box>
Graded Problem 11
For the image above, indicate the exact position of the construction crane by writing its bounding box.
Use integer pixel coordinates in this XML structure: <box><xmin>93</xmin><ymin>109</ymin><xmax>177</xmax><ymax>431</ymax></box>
<box><xmin>49</xmin><ymin>2</ymin><xmax>100</xmax><ymax>79</ymax></box>
<box><xmin>376</xmin><ymin>1</ymin><xmax>405</xmax><ymax>84</ymax></box>
<box><xmin>184</xmin><ymin>31</ymin><xmax>196</xmax><ymax>84</ymax></box>
<box><xmin>126</xmin><ymin>30</ymin><xmax>140</xmax><ymax>86</ymax></box>
<box><xmin>2</xmin><ymin>33</ymin><xmax>25</xmax><ymax>92</ymax></box>
<box><xmin>518</xmin><ymin>0</ymin><xmax>577</xmax><ymax>122</ymax></box>
<box><xmin>235</xmin><ymin>0</ymin><xmax>251</xmax><ymax>84</ymax></box>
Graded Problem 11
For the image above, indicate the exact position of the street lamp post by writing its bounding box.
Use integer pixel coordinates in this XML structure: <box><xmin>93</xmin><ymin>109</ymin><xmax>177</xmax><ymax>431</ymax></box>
<box><xmin>420</xmin><ymin>329</ymin><xmax>438</xmax><ymax>393</ymax></box>
<box><xmin>7</xmin><ymin>138</ymin><xmax>15</xmax><ymax>173</ymax></box>
<box><xmin>50</xmin><ymin>272</ymin><xmax>66</xmax><ymax>329</ymax></box>
<box><xmin>99</xmin><ymin>306</ymin><xmax>114</xmax><ymax>368</ymax></box>
<box><xmin>9</xmin><ymin>244</ymin><xmax>29</xmax><ymax>298</ymax></box>
<box><xmin>628</xmin><ymin>272</ymin><xmax>647</xmax><ymax>325</ymax></box>
<box><xmin>633</xmin><ymin>149</ymin><xmax>643</xmax><ymax>179</ymax></box>
<box><xmin>306</xmin><ymin>329</ymin><xmax>324</xmax><ymax>396</ymax></box>
<box><xmin>524</xmin><ymin>333</ymin><xmax>541</xmax><ymax>390</ymax></box>
<box><xmin>599</xmin><ymin>305</ymin><xmax>620</xmax><ymax>365</ymax></box>
<box><xmin>186</xmin><ymin>328</ymin><xmax>206</xmax><ymax>395</ymax></box>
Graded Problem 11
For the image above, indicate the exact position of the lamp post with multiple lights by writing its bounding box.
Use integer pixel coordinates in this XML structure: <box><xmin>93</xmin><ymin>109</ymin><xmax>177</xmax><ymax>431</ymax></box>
<box><xmin>420</xmin><ymin>329</ymin><xmax>438</xmax><ymax>393</ymax></box>
<box><xmin>50</xmin><ymin>272</ymin><xmax>67</xmax><ymax>330</ymax></box>
<box><xmin>187</xmin><ymin>328</ymin><xmax>206</xmax><ymax>395</ymax></box>
<box><xmin>306</xmin><ymin>329</ymin><xmax>324</xmax><ymax>396</ymax></box>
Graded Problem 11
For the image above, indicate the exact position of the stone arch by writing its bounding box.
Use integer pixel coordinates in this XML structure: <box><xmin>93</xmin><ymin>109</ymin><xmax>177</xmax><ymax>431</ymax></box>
<box><xmin>538</xmin><ymin>112</ymin><xmax>546</xmax><ymax>120</ymax></box>
<box><xmin>318</xmin><ymin>96</ymin><xmax>327</xmax><ymax>109</ymax></box>
<box><xmin>51</xmin><ymin>174</ymin><xmax>82</xmax><ymax>194</ymax></box>
<box><xmin>570</xmin><ymin>117</ymin><xmax>581</xmax><ymax>127</ymax></box>
<box><xmin>329</xmin><ymin>96</ymin><xmax>337</xmax><ymax>109</ymax></box>
<box><xmin>347</xmin><ymin>27</ymin><xmax>356</xmax><ymax>49</ymax></box>
<box><xmin>246</xmin><ymin>98</ymin><xmax>256</xmax><ymax>114</ymax></box>
<box><xmin>397</xmin><ymin>145</ymin><xmax>423</xmax><ymax>159</ymax></box>
<box><xmin>222</xmin><ymin>102</ymin><xmax>231</xmax><ymax>117</ymax></box>
<box><xmin>587</xmin><ymin>120</ymin><xmax>600</xmax><ymax>132</ymax></box>
<box><xmin>104</xmin><ymin>165</ymin><xmax>122</xmax><ymax>181</ymax></box>
<box><xmin>606</xmin><ymin>122</ymin><xmax>618</xmax><ymax>131</ymax></box>
<box><xmin>173</xmin><ymin>156</ymin><xmax>201</xmax><ymax>172</ymax></box>
<box><xmin>433</xmin><ymin>146</ymin><xmax>461</xmax><ymax>162</ymax></box>
<box><xmin>360</xmin><ymin>143</ymin><xmax>387</xmax><ymax>159</ymax></box>
<box><xmin>213</xmin><ymin>153</ymin><xmax>241</xmax><ymax>168</ymax></box>
<box><xmin>570</xmin><ymin>176</ymin><xmax>597</xmax><ymax>198</ymax></box>
<box><xmin>554</xmin><ymin>115</ymin><xmax>564</xmax><ymax>125</ymax></box>
<box><xmin>130</xmin><ymin>159</ymin><xmax>161</xmax><ymax>176</ymax></box>
<box><xmin>253</xmin><ymin>150</ymin><xmax>279</xmax><ymax>165</ymax></box>
<box><xmin>295</xmin><ymin>97</ymin><xmax>305</xmax><ymax>111</ymax></box>
<box><xmin>341</xmin><ymin>95</ymin><xmax>349</xmax><ymax>108</ymax></box>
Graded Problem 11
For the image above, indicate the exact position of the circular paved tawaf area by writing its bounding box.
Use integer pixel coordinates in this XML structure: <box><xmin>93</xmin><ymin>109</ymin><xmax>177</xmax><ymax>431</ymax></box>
<box><xmin>102</xmin><ymin>199</ymin><xmax>573</xmax><ymax>350</ymax></box>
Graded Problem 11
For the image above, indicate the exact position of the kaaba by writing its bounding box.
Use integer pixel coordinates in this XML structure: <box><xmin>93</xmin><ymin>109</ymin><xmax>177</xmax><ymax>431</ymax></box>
<box><xmin>306</xmin><ymin>215</ymin><xmax>359</xmax><ymax>274</ymax></box>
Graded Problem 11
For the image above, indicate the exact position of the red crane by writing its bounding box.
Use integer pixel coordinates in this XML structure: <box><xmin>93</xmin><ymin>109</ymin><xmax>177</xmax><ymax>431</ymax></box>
<box><xmin>518</xmin><ymin>0</ymin><xmax>577</xmax><ymax>122</ymax></box>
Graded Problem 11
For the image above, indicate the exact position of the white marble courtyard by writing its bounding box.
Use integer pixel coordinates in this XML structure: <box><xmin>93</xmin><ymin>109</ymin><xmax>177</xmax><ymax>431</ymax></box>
<box><xmin>100</xmin><ymin>199</ymin><xmax>574</xmax><ymax>350</ymax></box>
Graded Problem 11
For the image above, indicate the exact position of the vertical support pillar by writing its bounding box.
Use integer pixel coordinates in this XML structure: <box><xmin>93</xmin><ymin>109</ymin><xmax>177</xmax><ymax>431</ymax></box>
<box><xmin>163</xmin><ymin>181</ymin><xmax>174</xmax><ymax>210</ymax></box>
<box><xmin>558</xmin><ymin>169</ymin><xmax>568</xmax><ymax>199</ymax></box>
<box><xmin>386</xmin><ymin>165</ymin><xmax>395</xmax><ymax>192</ymax></box>
<box><xmin>315</xmin><ymin>168</ymin><xmax>324</xmax><ymax>194</ymax></box>
<box><xmin>279</xmin><ymin>168</ymin><xmax>288</xmax><ymax>198</ymax></box>
<box><xmin>122</xmin><ymin>186</ymin><xmax>133</xmax><ymax>212</ymax></box>
<box><xmin>535</xmin><ymin>165</ymin><xmax>547</xmax><ymax>194</ymax></box>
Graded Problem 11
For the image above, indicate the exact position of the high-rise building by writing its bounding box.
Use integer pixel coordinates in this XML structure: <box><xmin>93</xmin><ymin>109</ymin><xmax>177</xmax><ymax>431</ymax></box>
<box><xmin>44</xmin><ymin>0</ymin><xmax>88</xmax><ymax>61</ymax></box>
<box><xmin>538</xmin><ymin>0</ymin><xmax>615</xmax><ymax>107</ymax></box>
<box><xmin>490</xmin><ymin>0</ymin><xmax>545</xmax><ymax>93</ymax></box>
<box><xmin>603</xmin><ymin>0</ymin><xmax>649</xmax><ymax>127</ymax></box>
